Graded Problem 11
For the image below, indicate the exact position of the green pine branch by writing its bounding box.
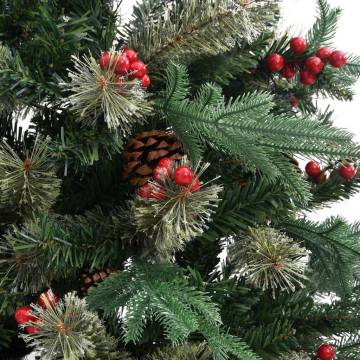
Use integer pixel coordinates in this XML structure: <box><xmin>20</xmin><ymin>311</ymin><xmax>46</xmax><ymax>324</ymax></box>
<box><xmin>123</xmin><ymin>0</ymin><xmax>258</xmax><ymax>71</ymax></box>
<box><xmin>87</xmin><ymin>261</ymin><xmax>260</xmax><ymax>360</ymax></box>
<box><xmin>157</xmin><ymin>63</ymin><xmax>360</xmax><ymax>204</ymax></box>
<box><xmin>306</xmin><ymin>0</ymin><xmax>342</xmax><ymax>49</ymax></box>
<box><xmin>0</xmin><ymin>209</ymin><xmax>127</xmax><ymax>293</ymax></box>
<box><xmin>282</xmin><ymin>217</ymin><xmax>360</xmax><ymax>296</ymax></box>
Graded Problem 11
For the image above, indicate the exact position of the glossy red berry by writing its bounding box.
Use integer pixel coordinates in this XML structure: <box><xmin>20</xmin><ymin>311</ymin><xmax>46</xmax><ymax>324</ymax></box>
<box><xmin>305</xmin><ymin>161</ymin><xmax>322</xmax><ymax>177</ymax></box>
<box><xmin>339</xmin><ymin>163</ymin><xmax>357</xmax><ymax>180</ymax></box>
<box><xmin>316</xmin><ymin>47</ymin><xmax>332</xmax><ymax>60</ymax></box>
<box><xmin>153</xmin><ymin>166</ymin><xmax>171</xmax><ymax>183</ymax></box>
<box><xmin>99</xmin><ymin>51</ymin><xmax>110</xmax><ymax>70</ymax></box>
<box><xmin>141</xmin><ymin>74</ymin><xmax>151</xmax><ymax>88</ymax></box>
<box><xmin>266</xmin><ymin>53</ymin><xmax>285</xmax><ymax>72</ymax></box>
<box><xmin>305</xmin><ymin>56</ymin><xmax>324</xmax><ymax>74</ymax></box>
<box><xmin>114</xmin><ymin>54</ymin><xmax>130</xmax><ymax>75</ymax></box>
<box><xmin>317</xmin><ymin>344</ymin><xmax>336</xmax><ymax>360</ymax></box>
<box><xmin>290</xmin><ymin>37</ymin><xmax>307</xmax><ymax>53</ymax></box>
<box><xmin>329</xmin><ymin>50</ymin><xmax>347</xmax><ymax>68</ymax></box>
<box><xmin>300</xmin><ymin>70</ymin><xmax>317</xmax><ymax>85</ymax></box>
<box><xmin>26</xmin><ymin>324</ymin><xmax>40</xmax><ymax>335</ymax></box>
<box><xmin>15</xmin><ymin>306</ymin><xmax>35</xmax><ymax>324</ymax></box>
<box><xmin>157</xmin><ymin>157</ymin><xmax>173</xmax><ymax>169</ymax></box>
<box><xmin>123</xmin><ymin>48</ymin><xmax>138</xmax><ymax>63</ymax></box>
<box><xmin>173</xmin><ymin>166</ymin><xmax>194</xmax><ymax>186</ymax></box>
<box><xmin>290</xmin><ymin>96</ymin><xmax>299</xmax><ymax>108</ymax></box>
<box><xmin>38</xmin><ymin>290</ymin><xmax>58</xmax><ymax>309</ymax></box>
<box><xmin>130</xmin><ymin>61</ymin><xmax>147</xmax><ymax>79</ymax></box>
<box><xmin>190</xmin><ymin>178</ymin><xmax>201</xmax><ymax>192</ymax></box>
<box><xmin>138</xmin><ymin>183</ymin><xmax>153</xmax><ymax>199</ymax></box>
<box><xmin>282</xmin><ymin>64</ymin><xmax>297</xmax><ymax>79</ymax></box>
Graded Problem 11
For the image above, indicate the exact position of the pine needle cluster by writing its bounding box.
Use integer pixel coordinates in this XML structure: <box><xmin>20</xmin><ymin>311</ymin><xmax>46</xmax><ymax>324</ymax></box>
<box><xmin>0</xmin><ymin>137</ymin><xmax>61</xmax><ymax>217</ymax></box>
<box><xmin>229</xmin><ymin>227</ymin><xmax>308</xmax><ymax>296</ymax></box>
<box><xmin>21</xmin><ymin>291</ymin><xmax>121</xmax><ymax>360</ymax></box>
<box><xmin>124</xmin><ymin>0</ymin><xmax>258</xmax><ymax>70</ymax></box>
<box><xmin>125</xmin><ymin>159</ymin><xmax>222</xmax><ymax>258</ymax></box>
<box><xmin>65</xmin><ymin>52</ymin><xmax>151</xmax><ymax>133</ymax></box>
<box><xmin>146</xmin><ymin>342</ymin><xmax>212</xmax><ymax>359</ymax></box>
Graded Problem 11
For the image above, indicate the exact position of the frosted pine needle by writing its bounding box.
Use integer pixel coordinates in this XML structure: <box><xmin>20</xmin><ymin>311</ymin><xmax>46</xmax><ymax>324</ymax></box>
<box><xmin>65</xmin><ymin>52</ymin><xmax>152</xmax><ymax>133</ymax></box>
<box><xmin>230</xmin><ymin>227</ymin><xmax>308</xmax><ymax>297</ymax></box>
<box><xmin>0</xmin><ymin>137</ymin><xmax>61</xmax><ymax>216</ymax></box>
<box><xmin>128</xmin><ymin>158</ymin><xmax>223</xmax><ymax>258</ymax></box>
<box><xmin>21</xmin><ymin>291</ymin><xmax>120</xmax><ymax>360</ymax></box>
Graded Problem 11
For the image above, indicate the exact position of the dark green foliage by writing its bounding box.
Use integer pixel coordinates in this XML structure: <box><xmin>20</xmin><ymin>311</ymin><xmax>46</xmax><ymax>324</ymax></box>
<box><xmin>0</xmin><ymin>210</ymin><xmax>127</xmax><ymax>293</ymax></box>
<box><xmin>201</xmin><ymin>176</ymin><xmax>295</xmax><ymax>244</ymax></box>
<box><xmin>0</xmin><ymin>0</ymin><xmax>118</xmax><ymax>102</ymax></box>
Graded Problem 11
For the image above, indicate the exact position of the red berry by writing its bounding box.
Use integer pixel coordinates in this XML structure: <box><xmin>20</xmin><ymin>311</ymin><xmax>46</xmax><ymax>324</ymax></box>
<box><xmin>157</xmin><ymin>157</ymin><xmax>173</xmax><ymax>169</ymax></box>
<box><xmin>25</xmin><ymin>324</ymin><xmax>40</xmax><ymax>335</ymax></box>
<box><xmin>313</xmin><ymin>172</ymin><xmax>327</xmax><ymax>184</ymax></box>
<box><xmin>173</xmin><ymin>166</ymin><xmax>194</xmax><ymax>186</ymax></box>
<box><xmin>282</xmin><ymin>64</ymin><xmax>297</xmax><ymax>79</ymax></box>
<box><xmin>15</xmin><ymin>306</ymin><xmax>35</xmax><ymax>324</ymax></box>
<box><xmin>290</xmin><ymin>37</ymin><xmax>307</xmax><ymax>53</ymax></box>
<box><xmin>305</xmin><ymin>56</ymin><xmax>324</xmax><ymax>74</ymax></box>
<box><xmin>266</xmin><ymin>53</ymin><xmax>285</xmax><ymax>72</ymax></box>
<box><xmin>290</xmin><ymin>96</ymin><xmax>299</xmax><ymax>108</ymax></box>
<box><xmin>305</xmin><ymin>161</ymin><xmax>322</xmax><ymax>177</ymax></box>
<box><xmin>141</xmin><ymin>74</ymin><xmax>151</xmax><ymax>88</ymax></box>
<box><xmin>153</xmin><ymin>166</ymin><xmax>171</xmax><ymax>183</ymax></box>
<box><xmin>190</xmin><ymin>178</ymin><xmax>201</xmax><ymax>192</ymax></box>
<box><xmin>129</xmin><ymin>61</ymin><xmax>147</xmax><ymax>79</ymax></box>
<box><xmin>114</xmin><ymin>54</ymin><xmax>130</xmax><ymax>75</ymax></box>
<box><xmin>329</xmin><ymin>50</ymin><xmax>347</xmax><ymax>68</ymax></box>
<box><xmin>316</xmin><ymin>47</ymin><xmax>332</xmax><ymax>60</ymax></box>
<box><xmin>123</xmin><ymin>48</ymin><xmax>138</xmax><ymax>63</ymax></box>
<box><xmin>339</xmin><ymin>163</ymin><xmax>357</xmax><ymax>180</ymax></box>
<box><xmin>300</xmin><ymin>70</ymin><xmax>317</xmax><ymax>85</ymax></box>
<box><xmin>317</xmin><ymin>344</ymin><xmax>336</xmax><ymax>360</ymax></box>
<box><xmin>99</xmin><ymin>51</ymin><xmax>110</xmax><ymax>70</ymax></box>
<box><xmin>151</xmin><ymin>188</ymin><xmax>166</xmax><ymax>201</ymax></box>
<box><xmin>38</xmin><ymin>290</ymin><xmax>58</xmax><ymax>309</ymax></box>
<box><xmin>138</xmin><ymin>183</ymin><xmax>153</xmax><ymax>199</ymax></box>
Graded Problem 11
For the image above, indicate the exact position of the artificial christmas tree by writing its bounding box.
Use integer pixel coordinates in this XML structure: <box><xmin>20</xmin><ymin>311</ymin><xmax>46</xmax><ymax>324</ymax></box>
<box><xmin>1</xmin><ymin>0</ymin><xmax>360</xmax><ymax>359</ymax></box>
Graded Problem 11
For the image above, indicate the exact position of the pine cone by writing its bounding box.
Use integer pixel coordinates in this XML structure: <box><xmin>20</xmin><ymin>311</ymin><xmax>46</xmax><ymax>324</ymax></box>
<box><xmin>122</xmin><ymin>130</ymin><xmax>183</xmax><ymax>186</ymax></box>
<box><xmin>80</xmin><ymin>268</ymin><xmax>114</xmax><ymax>295</ymax></box>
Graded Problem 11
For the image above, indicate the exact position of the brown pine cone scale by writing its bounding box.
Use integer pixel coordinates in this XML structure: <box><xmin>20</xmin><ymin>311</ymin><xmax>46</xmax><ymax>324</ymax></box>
<box><xmin>122</xmin><ymin>130</ymin><xmax>183</xmax><ymax>186</ymax></box>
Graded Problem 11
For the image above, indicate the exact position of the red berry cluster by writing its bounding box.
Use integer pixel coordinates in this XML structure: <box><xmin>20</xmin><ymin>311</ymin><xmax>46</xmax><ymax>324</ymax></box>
<box><xmin>98</xmin><ymin>48</ymin><xmax>150</xmax><ymax>88</ymax></box>
<box><xmin>317</xmin><ymin>344</ymin><xmax>336</xmax><ymax>360</ymax></box>
<box><xmin>15</xmin><ymin>290</ymin><xmax>58</xmax><ymax>335</ymax></box>
<box><xmin>138</xmin><ymin>158</ymin><xmax>201</xmax><ymax>200</ymax></box>
<box><xmin>305</xmin><ymin>160</ymin><xmax>357</xmax><ymax>183</ymax></box>
<box><xmin>266</xmin><ymin>36</ymin><xmax>347</xmax><ymax>86</ymax></box>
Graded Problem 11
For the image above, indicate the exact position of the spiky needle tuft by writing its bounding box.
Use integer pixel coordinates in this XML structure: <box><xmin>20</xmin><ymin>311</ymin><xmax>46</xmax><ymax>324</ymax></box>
<box><xmin>65</xmin><ymin>51</ymin><xmax>152</xmax><ymax>133</ymax></box>
<box><xmin>21</xmin><ymin>291</ymin><xmax>121</xmax><ymax>360</ymax></box>
<box><xmin>0</xmin><ymin>137</ymin><xmax>61</xmax><ymax>217</ymax></box>
<box><xmin>229</xmin><ymin>227</ymin><xmax>309</xmax><ymax>297</ymax></box>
